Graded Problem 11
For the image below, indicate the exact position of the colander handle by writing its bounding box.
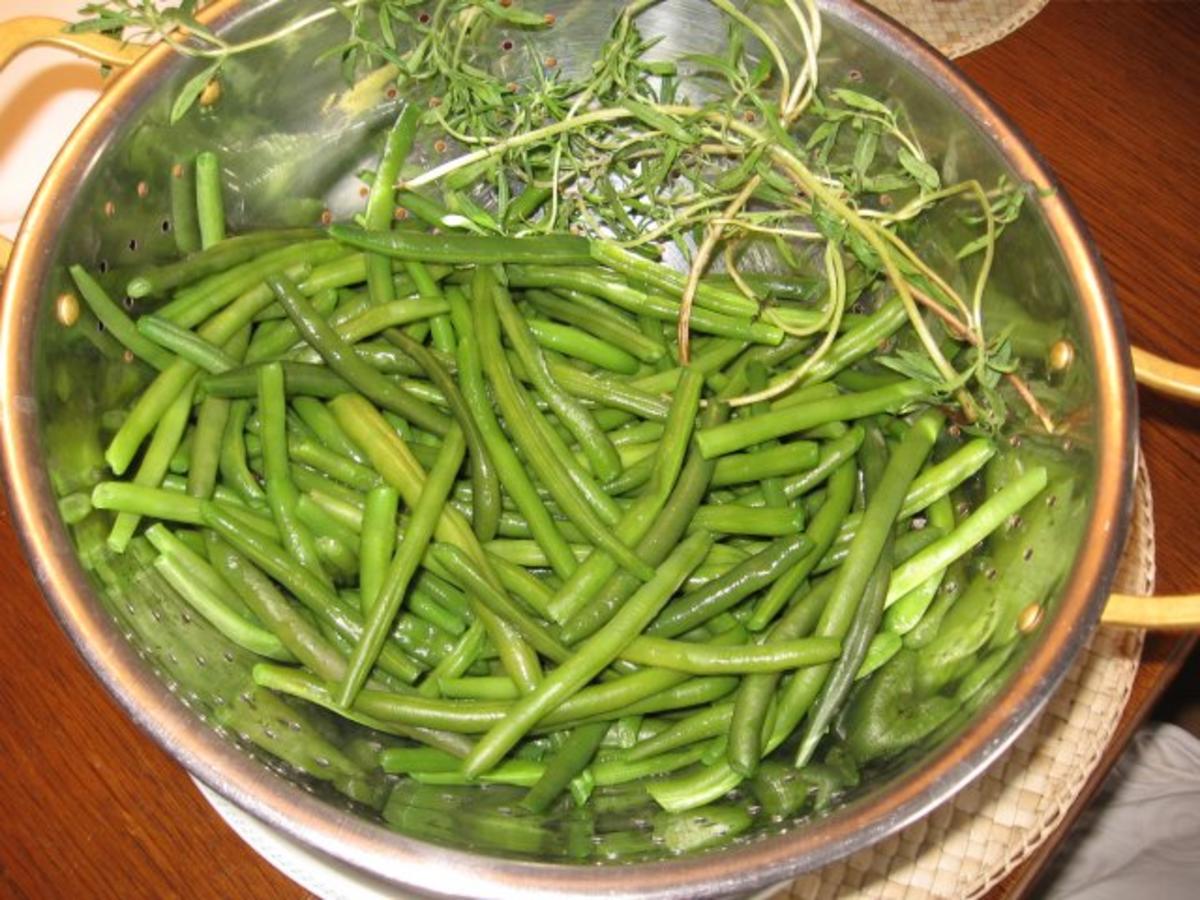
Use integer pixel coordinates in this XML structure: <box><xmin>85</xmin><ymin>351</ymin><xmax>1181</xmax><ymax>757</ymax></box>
<box><xmin>1102</xmin><ymin>349</ymin><xmax>1200</xmax><ymax>629</ymax></box>
<box><xmin>0</xmin><ymin>17</ymin><xmax>147</xmax><ymax>272</ymax></box>
<box><xmin>0</xmin><ymin>16</ymin><xmax>146</xmax><ymax>71</ymax></box>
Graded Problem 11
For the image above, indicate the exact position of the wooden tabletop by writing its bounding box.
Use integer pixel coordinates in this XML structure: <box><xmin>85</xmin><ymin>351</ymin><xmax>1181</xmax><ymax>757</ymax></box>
<box><xmin>0</xmin><ymin>2</ymin><xmax>1196</xmax><ymax>897</ymax></box>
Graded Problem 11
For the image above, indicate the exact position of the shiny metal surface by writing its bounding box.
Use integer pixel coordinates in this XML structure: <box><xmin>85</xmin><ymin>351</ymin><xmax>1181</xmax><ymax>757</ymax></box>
<box><xmin>0</xmin><ymin>1</ymin><xmax>1133</xmax><ymax>897</ymax></box>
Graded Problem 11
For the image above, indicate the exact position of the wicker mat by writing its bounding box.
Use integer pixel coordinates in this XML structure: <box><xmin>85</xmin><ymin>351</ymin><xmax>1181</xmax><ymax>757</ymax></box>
<box><xmin>869</xmin><ymin>0</ymin><xmax>1050</xmax><ymax>58</ymax></box>
<box><xmin>771</xmin><ymin>451</ymin><xmax>1154</xmax><ymax>899</ymax></box>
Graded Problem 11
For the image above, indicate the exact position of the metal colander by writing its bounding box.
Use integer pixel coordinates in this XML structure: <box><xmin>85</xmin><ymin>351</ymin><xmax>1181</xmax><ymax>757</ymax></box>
<box><xmin>0</xmin><ymin>1</ymin><xmax>1137</xmax><ymax>897</ymax></box>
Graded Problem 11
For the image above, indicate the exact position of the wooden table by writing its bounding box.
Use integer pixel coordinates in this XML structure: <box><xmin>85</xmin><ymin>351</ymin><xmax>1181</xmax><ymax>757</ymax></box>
<box><xmin>0</xmin><ymin>2</ymin><xmax>1195</xmax><ymax>897</ymax></box>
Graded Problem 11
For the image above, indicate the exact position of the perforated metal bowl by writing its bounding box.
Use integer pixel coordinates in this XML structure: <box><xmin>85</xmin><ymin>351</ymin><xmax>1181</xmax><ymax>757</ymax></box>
<box><xmin>0</xmin><ymin>2</ymin><xmax>1133</xmax><ymax>897</ymax></box>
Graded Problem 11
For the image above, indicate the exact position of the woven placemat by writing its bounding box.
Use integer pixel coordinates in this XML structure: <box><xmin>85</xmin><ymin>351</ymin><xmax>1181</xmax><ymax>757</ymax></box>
<box><xmin>772</xmin><ymin>450</ymin><xmax>1154</xmax><ymax>899</ymax></box>
<box><xmin>868</xmin><ymin>0</ymin><xmax>1050</xmax><ymax>58</ymax></box>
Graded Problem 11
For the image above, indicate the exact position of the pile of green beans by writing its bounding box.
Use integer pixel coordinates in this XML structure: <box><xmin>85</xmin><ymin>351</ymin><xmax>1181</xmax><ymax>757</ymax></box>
<box><xmin>71</xmin><ymin>134</ymin><xmax>1062</xmax><ymax>856</ymax></box>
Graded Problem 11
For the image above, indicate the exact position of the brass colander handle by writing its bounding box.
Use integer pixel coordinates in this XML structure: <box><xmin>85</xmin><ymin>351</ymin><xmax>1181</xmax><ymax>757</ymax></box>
<box><xmin>0</xmin><ymin>17</ymin><xmax>147</xmax><ymax>271</ymax></box>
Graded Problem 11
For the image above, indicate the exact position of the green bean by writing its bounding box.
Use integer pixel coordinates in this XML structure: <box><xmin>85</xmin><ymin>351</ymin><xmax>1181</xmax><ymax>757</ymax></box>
<box><xmin>885</xmin><ymin>467</ymin><xmax>1049</xmax><ymax>607</ymax></box>
<box><xmin>525</xmin><ymin>319</ymin><xmax>640</xmax><ymax>375</ymax></box>
<box><xmin>218</xmin><ymin>399</ymin><xmax>265</xmax><ymax>503</ymax></box>
<box><xmin>798</xmin><ymin>297</ymin><xmax>909</xmax><ymax>386</ymax></box>
<box><xmin>521</xmin><ymin>722</ymin><xmax>609</xmax><ymax>813</ymax></box>
<box><xmin>252</xmin><ymin>665</ymin><xmax>474</xmax><ymax>756</ymax></box>
<box><xmin>524</xmin><ymin>289</ymin><xmax>665</xmax><ymax>364</ymax></box>
<box><xmin>187</xmin><ymin>396</ymin><xmax>231</xmax><ymax>498</ymax></box>
<box><xmin>503</xmin><ymin>181</ymin><xmax>553</xmax><ymax>228</ymax></box>
<box><xmin>883</xmin><ymin>496</ymin><xmax>955</xmax><ymax>635</ymax></box>
<box><xmin>648</xmin><ymin>533</ymin><xmax>813</xmax><ymax>639</ymax></box>
<box><xmin>294</xmin><ymin>494</ymin><xmax>362</xmax><ymax>554</ymax></box>
<box><xmin>506</xmin><ymin>267</ymin><xmax>780</xmax><ymax>345</ymax></box>
<box><xmin>68</xmin><ymin>266</ymin><xmax>175</xmax><ymax>370</ymax></box>
<box><xmin>474</xmin><ymin>277</ymin><xmax>652</xmax><ymax>581</ymax></box>
<box><xmin>589</xmin><ymin>240</ymin><xmax>757</xmax><ymax>318</ymax></box>
<box><xmin>279</xmin><ymin>301</ymin><xmax>452</xmax><ymax>363</ymax></box>
<box><xmin>153</xmin><ymin>553</ymin><xmax>295</xmax><ymax>660</ymax></box>
<box><xmin>106</xmin><ymin>259</ymin><xmax>289</xmax><ymax>475</ymax></box>
<box><xmin>619</xmin><ymin>635</ymin><xmax>840</xmax><ymax>674</ymax></box>
<box><xmin>291</xmin><ymin>397</ymin><xmax>368</xmax><ymax>464</ymax></box>
<box><xmin>204</xmin><ymin>362</ymin><xmax>352</xmax><ymax>399</ymax></box>
<box><xmin>258</xmin><ymin>362</ymin><xmax>331</xmax><ymax>586</ymax></box>
<box><xmin>404</xmin><ymin>260</ymin><xmax>457</xmax><ymax>352</ymax></box>
<box><xmin>795</xmin><ymin>525</ymin><xmax>894</xmax><ymax>766</ymax></box>
<box><xmin>632</xmin><ymin>338</ymin><xmax>748</xmax><ymax>394</ymax></box>
<box><xmin>359</xmin><ymin>486</ymin><xmax>399</xmax><ymax>614</ymax></box>
<box><xmin>270</xmin><ymin>275</ymin><xmax>450</xmax><ymax>436</ymax></box>
<box><xmin>418</xmin><ymin>620</ymin><xmax>487</xmax><ymax>698</ymax></box>
<box><xmin>545</xmin><ymin>367</ymin><xmax>704</xmax><ymax>626</ymax></box>
<box><xmin>492</xmin><ymin>278</ymin><xmax>622</xmax><ymax>482</ymax></box>
<box><xmin>194</xmin><ymin>150</ymin><xmax>226</xmax><ymax>249</ymax></box>
<box><xmin>559</xmin><ymin>402</ymin><xmax>724</xmax><ymax>642</ymax></box>
<box><xmin>710</xmin><ymin>441</ymin><xmax>819</xmax><ymax>488</ymax></box>
<box><xmin>366</xmin><ymin>104</ymin><xmax>421</xmax><ymax>307</ymax></box>
<box><xmin>393</xmin><ymin>190</ymin><xmax>453</xmax><ymax>228</ymax></box>
<box><xmin>856</xmin><ymin>631</ymin><xmax>903</xmax><ymax>681</ymax></box>
<box><xmin>136</xmin><ymin>315</ymin><xmax>238</xmax><ymax>373</ymax></box>
<box><xmin>158</xmin><ymin>241</ymin><xmax>346</xmax><ymax>329</ymax></box>
<box><xmin>58</xmin><ymin>492</ymin><xmax>93</xmax><ymax>525</ymax></box>
<box><xmin>777</xmin><ymin>411</ymin><xmax>942</xmax><ymax>767</ymax></box>
<box><xmin>832</xmin><ymin>437</ymin><xmax>997</xmax><ymax>546</ymax></box>
<box><xmin>338</xmin><ymin>425</ymin><xmax>466</xmax><ymax>707</ymax></box>
<box><xmin>384</xmin><ymin>327</ymin><xmax>501</xmax><ymax>543</ymax></box>
<box><xmin>287</xmin><ymin>438</ymin><xmax>379</xmax><ymax>492</ymax></box>
<box><xmin>777</xmin><ymin>424</ymin><xmax>864</xmax><ymax>499</ymax></box>
<box><xmin>144</xmin><ymin>524</ymin><xmax>252</xmax><ymax>616</ymax></box>
<box><xmin>438</xmin><ymin>675</ymin><xmax>519</xmax><ymax>701</ymax></box>
<box><xmin>690</xmin><ymin>504</ymin><xmax>804</xmax><ymax>537</ymax></box>
<box><xmin>815</xmin><ymin>521</ymin><xmax>945</xmax><ymax>576</ymax></box>
<box><xmin>748</xmin><ymin>460</ymin><xmax>857</xmax><ymax>632</ymax></box>
<box><xmin>432</xmin><ymin>543</ymin><xmax>570</xmax><ymax>665</ymax></box>
<box><xmin>329</xmin><ymin>395</ymin><xmax>491</xmax><ymax>575</ymax></box>
<box><xmin>169</xmin><ymin>156</ymin><xmax>201</xmax><ymax>254</ymax></box>
<box><xmin>107</xmin><ymin>377</ymin><xmax>197</xmax><ymax>553</ymax></box>
<box><xmin>463</xmin><ymin>530</ymin><xmax>712</xmax><ymax>777</ymax></box>
<box><xmin>206</xmin><ymin>533</ymin><xmax>346</xmax><ymax>681</ymax></box>
<box><xmin>126</xmin><ymin>228</ymin><xmax>321</xmax><ymax>298</ymax></box>
<box><xmin>697</xmin><ymin>380</ymin><xmax>927</xmax><ymax>458</ymax></box>
<box><xmin>521</xmin><ymin>395</ymin><xmax>624</xmax><ymax>524</ymax></box>
<box><xmin>626</xmin><ymin>704</ymin><xmax>733</xmax><ymax>761</ymax></box>
<box><xmin>330</xmin><ymin>225</ymin><xmax>594</xmax><ymax>265</ymax></box>
<box><xmin>93</xmin><ymin>486</ymin><xmax>274</xmax><ymax>540</ymax></box>
<box><xmin>485</xmin><ymin>553</ymin><xmax>556</xmax><ymax>618</ymax></box>
<box><xmin>379</xmin><ymin>747</ymin><xmax>462</xmax><ymax>774</ymax></box>
<box><xmin>409</xmin><ymin>587</ymin><xmax>466</xmax><ymax>637</ymax></box>
<box><xmin>446</xmin><ymin>285</ymin><xmax>574</xmax><ymax>572</ymax></box>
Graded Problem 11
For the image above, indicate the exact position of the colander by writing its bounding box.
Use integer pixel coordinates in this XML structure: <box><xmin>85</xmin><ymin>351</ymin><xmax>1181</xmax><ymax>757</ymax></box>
<box><xmin>1</xmin><ymin>2</ymin><xmax>1197</xmax><ymax>898</ymax></box>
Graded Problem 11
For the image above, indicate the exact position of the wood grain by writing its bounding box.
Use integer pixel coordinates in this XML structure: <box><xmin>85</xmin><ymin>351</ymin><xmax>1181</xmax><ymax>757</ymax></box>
<box><xmin>0</xmin><ymin>2</ymin><xmax>1196</xmax><ymax>897</ymax></box>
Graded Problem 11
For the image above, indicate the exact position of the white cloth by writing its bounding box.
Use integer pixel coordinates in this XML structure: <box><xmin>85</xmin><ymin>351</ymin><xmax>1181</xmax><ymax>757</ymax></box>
<box><xmin>1042</xmin><ymin>723</ymin><xmax>1200</xmax><ymax>899</ymax></box>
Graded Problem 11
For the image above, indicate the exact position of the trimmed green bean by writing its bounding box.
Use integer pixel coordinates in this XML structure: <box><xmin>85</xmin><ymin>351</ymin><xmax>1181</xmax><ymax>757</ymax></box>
<box><xmin>258</xmin><ymin>362</ymin><xmax>331</xmax><ymax>585</ymax></box>
<box><xmin>384</xmin><ymin>327</ymin><xmax>502</xmax><ymax>543</ymax></box>
<box><xmin>359</xmin><ymin>486</ymin><xmax>399</xmax><ymax>614</ymax></box>
<box><xmin>330</xmin><ymin>225</ymin><xmax>594</xmax><ymax>265</ymax></box>
<box><xmin>697</xmin><ymin>380</ymin><xmax>927</xmax><ymax>458</ymax></box>
<box><xmin>206</xmin><ymin>533</ymin><xmax>346</xmax><ymax>681</ymax></box>
<box><xmin>365</xmin><ymin>104</ymin><xmax>421</xmax><ymax>307</ymax></box>
<box><xmin>620</xmin><ymin>635</ymin><xmax>841</xmax><ymax>673</ymax></box>
<box><xmin>338</xmin><ymin>425</ymin><xmax>466</xmax><ymax>707</ymax></box>
<box><xmin>462</xmin><ymin>530</ymin><xmax>713</xmax><ymax>777</ymax></box>
<box><xmin>194</xmin><ymin>150</ymin><xmax>226</xmax><ymax>249</ymax></box>
<box><xmin>68</xmin><ymin>266</ymin><xmax>175</xmax><ymax>370</ymax></box>
<box><xmin>493</xmin><ymin>278</ymin><xmax>622</xmax><ymax>482</ymax></box>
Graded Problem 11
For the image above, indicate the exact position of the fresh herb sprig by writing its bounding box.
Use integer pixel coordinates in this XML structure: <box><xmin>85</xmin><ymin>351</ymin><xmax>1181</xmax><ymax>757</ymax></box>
<box><xmin>73</xmin><ymin>0</ymin><xmax>1043</xmax><ymax>433</ymax></box>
